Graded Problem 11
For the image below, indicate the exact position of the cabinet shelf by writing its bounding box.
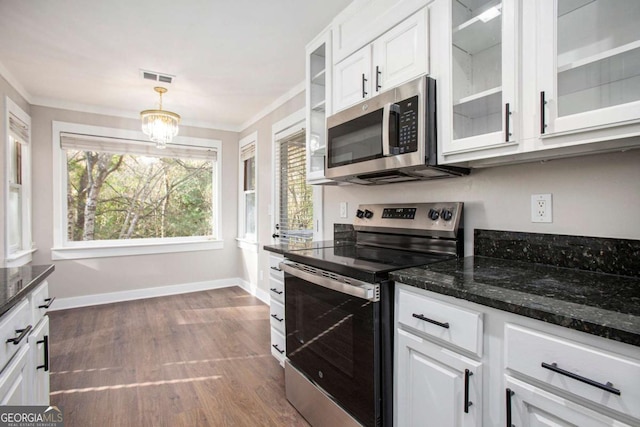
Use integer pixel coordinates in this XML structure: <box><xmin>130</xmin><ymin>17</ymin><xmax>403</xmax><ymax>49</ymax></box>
<box><xmin>453</xmin><ymin>1</ymin><xmax>502</xmax><ymax>54</ymax></box>
<box><xmin>558</xmin><ymin>0</ymin><xmax>596</xmax><ymax>18</ymax></box>
<box><xmin>453</xmin><ymin>88</ymin><xmax>502</xmax><ymax>120</ymax></box>
<box><xmin>311</xmin><ymin>100</ymin><xmax>326</xmax><ymax>112</ymax></box>
<box><xmin>557</xmin><ymin>40</ymin><xmax>640</xmax><ymax>73</ymax></box>
<box><xmin>454</xmin><ymin>86</ymin><xmax>502</xmax><ymax>106</ymax></box>
<box><xmin>311</xmin><ymin>69</ymin><xmax>326</xmax><ymax>85</ymax></box>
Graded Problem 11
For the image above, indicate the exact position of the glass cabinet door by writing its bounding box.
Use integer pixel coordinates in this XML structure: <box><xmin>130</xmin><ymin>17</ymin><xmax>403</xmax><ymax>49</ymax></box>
<box><xmin>539</xmin><ymin>0</ymin><xmax>640</xmax><ymax>134</ymax></box>
<box><xmin>437</xmin><ymin>0</ymin><xmax>517</xmax><ymax>157</ymax></box>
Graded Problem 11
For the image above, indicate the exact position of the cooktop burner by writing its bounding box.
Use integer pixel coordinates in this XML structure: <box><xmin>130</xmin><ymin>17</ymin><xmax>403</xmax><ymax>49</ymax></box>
<box><xmin>284</xmin><ymin>245</ymin><xmax>455</xmax><ymax>283</ymax></box>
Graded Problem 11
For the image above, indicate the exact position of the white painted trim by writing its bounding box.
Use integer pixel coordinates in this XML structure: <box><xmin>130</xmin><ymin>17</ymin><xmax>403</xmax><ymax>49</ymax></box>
<box><xmin>240</xmin><ymin>80</ymin><xmax>305</xmax><ymax>132</ymax></box>
<box><xmin>237</xmin><ymin>279</ymin><xmax>271</xmax><ymax>305</ymax></box>
<box><xmin>238</xmin><ymin>131</ymin><xmax>258</xmax><ymax>242</ymax></box>
<box><xmin>0</xmin><ymin>61</ymin><xmax>32</xmax><ymax>104</ymax></box>
<box><xmin>236</xmin><ymin>238</ymin><xmax>258</xmax><ymax>252</ymax></box>
<box><xmin>50</xmin><ymin>278</ymin><xmax>242</xmax><ymax>311</ymax></box>
<box><xmin>52</xmin><ymin>239</ymin><xmax>224</xmax><ymax>260</ymax></box>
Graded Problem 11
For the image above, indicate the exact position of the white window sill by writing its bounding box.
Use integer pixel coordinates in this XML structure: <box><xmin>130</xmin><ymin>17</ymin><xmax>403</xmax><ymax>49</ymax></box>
<box><xmin>52</xmin><ymin>239</ymin><xmax>224</xmax><ymax>260</ymax></box>
<box><xmin>236</xmin><ymin>238</ymin><xmax>259</xmax><ymax>252</ymax></box>
<box><xmin>5</xmin><ymin>248</ymin><xmax>37</xmax><ymax>267</ymax></box>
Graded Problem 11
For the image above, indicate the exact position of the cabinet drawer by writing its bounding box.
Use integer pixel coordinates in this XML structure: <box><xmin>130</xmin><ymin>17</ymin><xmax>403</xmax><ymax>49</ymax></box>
<box><xmin>269</xmin><ymin>255</ymin><xmax>284</xmax><ymax>280</ymax></box>
<box><xmin>0</xmin><ymin>300</ymin><xmax>32</xmax><ymax>372</ymax></box>
<box><xmin>0</xmin><ymin>345</ymin><xmax>29</xmax><ymax>405</ymax></box>
<box><xmin>270</xmin><ymin>328</ymin><xmax>286</xmax><ymax>362</ymax></box>
<box><xmin>270</xmin><ymin>300</ymin><xmax>285</xmax><ymax>334</ymax></box>
<box><xmin>30</xmin><ymin>281</ymin><xmax>52</xmax><ymax>324</ymax></box>
<box><xmin>397</xmin><ymin>287</ymin><xmax>483</xmax><ymax>355</ymax></box>
<box><xmin>505</xmin><ymin>324</ymin><xmax>640</xmax><ymax>420</ymax></box>
<box><xmin>269</xmin><ymin>277</ymin><xmax>285</xmax><ymax>303</ymax></box>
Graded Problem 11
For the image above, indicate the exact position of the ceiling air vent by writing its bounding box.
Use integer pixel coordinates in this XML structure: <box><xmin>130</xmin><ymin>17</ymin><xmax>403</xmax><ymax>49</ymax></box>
<box><xmin>140</xmin><ymin>69</ymin><xmax>175</xmax><ymax>84</ymax></box>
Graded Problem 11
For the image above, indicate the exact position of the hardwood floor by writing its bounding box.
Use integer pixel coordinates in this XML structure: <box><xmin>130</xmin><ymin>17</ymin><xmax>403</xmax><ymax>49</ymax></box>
<box><xmin>48</xmin><ymin>286</ymin><xmax>309</xmax><ymax>427</ymax></box>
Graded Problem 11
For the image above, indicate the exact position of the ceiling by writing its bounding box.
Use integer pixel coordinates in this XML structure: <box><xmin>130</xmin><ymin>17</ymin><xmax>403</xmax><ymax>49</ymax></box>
<box><xmin>0</xmin><ymin>0</ymin><xmax>352</xmax><ymax>131</ymax></box>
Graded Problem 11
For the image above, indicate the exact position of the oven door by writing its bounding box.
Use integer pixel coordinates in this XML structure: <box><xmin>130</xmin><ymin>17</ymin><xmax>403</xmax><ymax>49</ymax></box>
<box><xmin>282</xmin><ymin>262</ymin><xmax>383</xmax><ymax>427</ymax></box>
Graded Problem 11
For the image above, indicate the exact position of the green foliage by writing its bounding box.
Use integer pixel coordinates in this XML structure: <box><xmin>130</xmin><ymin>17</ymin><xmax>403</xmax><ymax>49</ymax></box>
<box><xmin>67</xmin><ymin>151</ymin><xmax>213</xmax><ymax>241</ymax></box>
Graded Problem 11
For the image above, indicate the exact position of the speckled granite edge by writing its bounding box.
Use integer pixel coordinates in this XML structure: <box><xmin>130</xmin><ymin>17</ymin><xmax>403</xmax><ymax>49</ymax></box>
<box><xmin>0</xmin><ymin>264</ymin><xmax>55</xmax><ymax>318</ymax></box>
<box><xmin>390</xmin><ymin>266</ymin><xmax>640</xmax><ymax>346</ymax></box>
<box><xmin>475</xmin><ymin>229</ymin><xmax>640</xmax><ymax>277</ymax></box>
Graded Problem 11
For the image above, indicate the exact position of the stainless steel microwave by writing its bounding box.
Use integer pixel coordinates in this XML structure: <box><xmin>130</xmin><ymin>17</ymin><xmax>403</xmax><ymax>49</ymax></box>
<box><xmin>326</xmin><ymin>75</ymin><xmax>469</xmax><ymax>184</ymax></box>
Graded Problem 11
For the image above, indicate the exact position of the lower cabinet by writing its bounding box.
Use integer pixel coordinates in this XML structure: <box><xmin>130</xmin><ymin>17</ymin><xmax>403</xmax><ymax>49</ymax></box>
<box><xmin>268</xmin><ymin>254</ymin><xmax>286</xmax><ymax>365</ymax></box>
<box><xmin>28</xmin><ymin>316</ymin><xmax>50</xmax><ymax>405</ymax></box>
<box><xmin>396</xmin><ymin>329</ymin><xmax>482</xmax><ymax>427</ymax></box>
<box><xmin>505</xmin><ymin>376</ymin><xmax>633</xmax><ymax>427</ymax></box>
<box><xmin>0</xmin><ymin>345</ymin><xmax>30</xmax><ymax>405</ymax></box>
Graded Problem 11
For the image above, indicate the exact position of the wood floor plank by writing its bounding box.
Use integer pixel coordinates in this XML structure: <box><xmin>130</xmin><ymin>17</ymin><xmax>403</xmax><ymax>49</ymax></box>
<box><xmin>49</xmin><ymin>286</ymin><xmax>309</xmax><ymax>427</ymax></box>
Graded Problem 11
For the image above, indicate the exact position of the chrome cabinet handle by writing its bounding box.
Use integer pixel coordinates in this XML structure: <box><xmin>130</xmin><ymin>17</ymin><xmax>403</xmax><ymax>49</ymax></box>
<box><xmin>412</xmin><ymin>313</ymin><xmax>450</xmax><ymax>329</ymax></box>
<box><xmin>6</xmin><ymin>325</ymin><xmax>32</xmax><ymax>345</ymax></box>
<box><xmin>541</xmin><ymin>362</ymin><xmax>621</xmax><ymax>395</ymax></box>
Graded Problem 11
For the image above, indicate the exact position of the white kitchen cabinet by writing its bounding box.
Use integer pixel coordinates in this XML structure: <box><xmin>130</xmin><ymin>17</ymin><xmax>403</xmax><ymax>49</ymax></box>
<box><xmin>395</xmin><ymin>285</ymin><xmax>483</xmax><ymax>427</ymax></box>
<box><xmin>306</xmin><ymin>27</ymin><xmax>334</xmax><ymax>184</ymax></box>
<box><xmin>432</xmin><ymin>0</ymin><xmax>520</xmax><ymax>163</ymax></box>
<box><xmin>396</xmin><ymin>329</ymin><xmax>483</xmax><ymax>427</ymax></box>
<box><xmin>534</xmin><ymin>0</ymin><xmax>640</xmax><ymax>138</ymax></box>
<box><xmin>28</xmin><ymin>316</ymin><xmax>50</xmax><ymax>405</ymax></box>
<box><xmin>333</xmin><ymin>8</ymin><xmax>428</xmax><ymax>112</ymax></box>
<box><xmin>506</xmin><ymin>376</ymin><xmax>633</xmax><ymax>427</ymax></box>
<box><xmin>0</xmin><ymin>346</ymin><xmax>29</xmax><ymax>405</ymax></box>
<box><xmin>268</xmin><ymin>254</ymin><xmax>286</xmax><ymax>365</ymax></box>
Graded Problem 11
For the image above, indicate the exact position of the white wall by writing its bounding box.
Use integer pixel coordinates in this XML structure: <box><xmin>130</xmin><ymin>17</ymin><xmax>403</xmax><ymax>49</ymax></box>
<box><xmin>323</xmin><ymin>149</ymin><xmax>640</xmax><ymax>255</ymax></box>
<box><xmin>30</xmin><ymin>105</ymin><xmax>241</xmax><ymax>300</ymax></box>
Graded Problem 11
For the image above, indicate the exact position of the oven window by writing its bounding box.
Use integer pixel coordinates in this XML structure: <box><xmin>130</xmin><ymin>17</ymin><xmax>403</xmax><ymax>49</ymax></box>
<box><xmin>327</xmin><ymin>109</ymin><xmax>383</xmax><ymax>168</ymax></box>
<box><xmin>286</xmin><ymin>273</ymin><xmax>379</xmax><ymax>427</ymax></box>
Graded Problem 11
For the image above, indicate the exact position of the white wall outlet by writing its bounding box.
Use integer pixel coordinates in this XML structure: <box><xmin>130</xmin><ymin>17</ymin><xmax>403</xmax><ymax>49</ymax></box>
<box><xmin>531</xmin><ymin>194</ymin><xmax>552</xmax><ymax>223</ymax></box>
<box><xmin>339</xmin><ymin>202</ymin><xmax>348</xmax><ymax>218</ymax></box>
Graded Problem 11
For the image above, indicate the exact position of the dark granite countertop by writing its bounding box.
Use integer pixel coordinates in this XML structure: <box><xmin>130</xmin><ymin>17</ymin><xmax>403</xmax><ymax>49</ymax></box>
<box><xmin>0</xmin><ymin>264</ymin><xmax>55</xmax><ymax>317</ymax></box>
<box><xmin>390</xmin><ymin>256</ymin><xmax>640</xmax><ymax>346</ymax></box>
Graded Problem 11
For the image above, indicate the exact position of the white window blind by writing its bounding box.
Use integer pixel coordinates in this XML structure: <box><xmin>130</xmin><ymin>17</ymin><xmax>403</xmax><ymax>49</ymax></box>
<box><xmin>9</xmin><ymin>113</ymin><xmax>29</xmax><ymax>143</ymax></box>
<box><xmin>275</xmin><ymin>129</ymin><xmax>313</xmax><ymax>244</ymax></box>
<box><xmin>60</xmin><ymin>132</ymin><xmax>217</xmax><ymax>160</ymax></box>
<box><xmin>240</xmin><ymin>143</ymin><xmax>256</xmax><ymax>162</ymax></box>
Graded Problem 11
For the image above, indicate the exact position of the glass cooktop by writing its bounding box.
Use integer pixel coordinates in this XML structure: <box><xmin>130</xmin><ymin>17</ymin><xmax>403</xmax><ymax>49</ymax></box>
<box><xmin>284</xmin><ymin>244</ymin><xmax>454</xmax><ymax>283</ymax></box>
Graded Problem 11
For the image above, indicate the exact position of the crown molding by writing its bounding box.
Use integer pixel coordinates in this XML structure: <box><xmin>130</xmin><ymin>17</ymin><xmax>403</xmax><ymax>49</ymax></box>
<box><xmin>0</xmin><ymin>60</ymin><xmax>33</xmax><ymax>104</ymax></box>
<box><xmin>240</xmin><ymin>80</ymin><xmax>305</xmax><ymax>132</ymax></box>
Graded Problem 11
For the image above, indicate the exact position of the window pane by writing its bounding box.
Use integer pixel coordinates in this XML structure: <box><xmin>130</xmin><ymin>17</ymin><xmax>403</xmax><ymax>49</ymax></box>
<box><xmin>244</xmin><ymin>156</ymin><xmax>255</xmax><ymax>191</ymax></box>
<box><xmin>9</xmin><ymin>136</ymin><xmax>22</xmax><ymax>184</ymax></box>
<box><xmin>66</xmin><ymin>150</ymin><xmax>214</xmax><ymax>241</ymax></box>
<box><xmin>8</xmin><ymin>186</ymin><xmax>22</xmax><ymax>250</ymax></box>
<box><xmin>244</xmin><ymin>191</ymin><xmax>256</xmax><ymax>236</ymax></box>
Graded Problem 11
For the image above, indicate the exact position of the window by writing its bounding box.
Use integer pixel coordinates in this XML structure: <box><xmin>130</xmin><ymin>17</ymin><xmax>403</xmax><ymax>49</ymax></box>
<box><xmin>238</xmin><ymin>132</ymin><xmax>257</xmax><ymax>243</ymax></box>
<box><xmin>52</xmin><ymin>122</ymin><xmax>222</xmax><ymax>260</ymax></box>
<box><xmin>275</xmin><ymin>127</ymin><xmax>314</xmax><ymax>244</ymax></box>
<box><xmin>5</xmin><ymin>97</ymin><xmax>33</xmax><ymax>266</ymax></box>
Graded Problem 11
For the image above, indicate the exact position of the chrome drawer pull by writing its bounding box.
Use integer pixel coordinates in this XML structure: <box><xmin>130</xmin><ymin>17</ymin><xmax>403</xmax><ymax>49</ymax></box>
<box><xmin>412</xmin><ymin>313</ymin><xmax>450</xmax><ymax>329</ymax></box>
<box><xmin>6</xmin><ymin>325</ymin><xmax>32</xmax><ymax>345</ymax></box>
<box><xmin>541</xmin><ymin>362</ymin><xmax>621</xmax><ymax>395</ymax></box>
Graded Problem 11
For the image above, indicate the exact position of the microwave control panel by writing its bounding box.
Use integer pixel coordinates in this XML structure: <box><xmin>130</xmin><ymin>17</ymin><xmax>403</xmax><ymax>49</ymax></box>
<box><xmin>394</xmin><ymin>95</ymin><xmax>419</xmax><ymax>155</ymax></box>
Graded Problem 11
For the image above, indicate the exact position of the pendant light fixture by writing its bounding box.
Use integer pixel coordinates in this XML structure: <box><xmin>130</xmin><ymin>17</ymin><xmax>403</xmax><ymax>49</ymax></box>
<box><xmin>140</xmin><ymin>86</ymin><xmax>181</xmax><ymax>148</ymax></box>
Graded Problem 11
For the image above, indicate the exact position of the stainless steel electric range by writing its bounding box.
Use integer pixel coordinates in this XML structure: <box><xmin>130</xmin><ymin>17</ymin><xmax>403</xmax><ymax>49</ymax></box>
<box><xmin>281</xmin><ymin>202</ymin><xmax>464</xmax><ymax>427</ymax></box>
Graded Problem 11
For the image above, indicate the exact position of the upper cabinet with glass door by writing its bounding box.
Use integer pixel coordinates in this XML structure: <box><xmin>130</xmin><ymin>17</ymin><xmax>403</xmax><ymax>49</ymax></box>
<box><xmin>306</xmin><ymin>28</ymin><xmax>335</xmax><ymax>184</ymax></box>
<box><xmin>432</xmin><ymin>0</ymin><xmax>518</xmax><ymax>163</ymax></box>
<box><xmin>535</xmin><ymin>0</ymin><xmax>640</xmax><ymax>138</ymax></box>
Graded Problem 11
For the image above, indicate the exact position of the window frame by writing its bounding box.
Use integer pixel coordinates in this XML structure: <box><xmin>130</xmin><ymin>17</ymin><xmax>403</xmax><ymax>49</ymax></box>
<box><xmin>51</xmin><ymin>121</ymin><xmax>223</xmax><ymax>260</ymax></box>
<box><xmin>4</xmin><ymin>97</ymin><xmax>34</xmax><ymax>267</ymax></box>
<box><xmin>237</xmin><ymin>131</ymin><xmax>258</xmax><ymax>250</ymax></box>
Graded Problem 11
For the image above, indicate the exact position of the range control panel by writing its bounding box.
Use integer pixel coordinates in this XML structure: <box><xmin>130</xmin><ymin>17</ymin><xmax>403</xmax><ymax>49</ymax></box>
<box><xmin>353</xmin><ymin>202</ymin><xmax>463</xmax><ymax>238</ymax></box>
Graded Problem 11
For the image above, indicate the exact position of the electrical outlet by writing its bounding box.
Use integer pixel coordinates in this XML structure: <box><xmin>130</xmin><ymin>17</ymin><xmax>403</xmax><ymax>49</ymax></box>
<box><xmin>531</xmin><ymin>194</ymin><xmax>552</xmax><ymax>223</ymax></box>
<box><xmin>339</xmin><ymin>202</ymin><xmax>348</xmax><ymax>218</ymax></box>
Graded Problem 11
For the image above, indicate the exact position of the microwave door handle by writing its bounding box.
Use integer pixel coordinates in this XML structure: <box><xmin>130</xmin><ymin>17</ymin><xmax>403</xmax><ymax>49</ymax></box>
<box><xmin>382</xmin><ymin>103</ymin><xmax>400</xmax><ymax>157</ymax></box>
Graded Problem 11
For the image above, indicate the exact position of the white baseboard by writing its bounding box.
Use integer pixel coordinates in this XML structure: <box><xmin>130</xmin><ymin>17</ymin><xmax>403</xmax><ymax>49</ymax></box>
<box><xmin>237</xmin><ymin>279</ymin><xmax>271</xmax><ymax>305</ymax></box>
<box><xmin>50</xmin><ymin>278</ymin><xmax>242</xmax><ymax>311</ymax></box>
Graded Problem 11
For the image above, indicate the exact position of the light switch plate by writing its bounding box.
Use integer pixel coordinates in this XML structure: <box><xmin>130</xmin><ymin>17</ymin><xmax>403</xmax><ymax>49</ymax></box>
<box><xmin>531</xmin><ymin>194</ymin><xmax>552</xmax><ymax>223</ymax></box>
<box><xmin>339</xmin><ymin>202</ymin><xmax>348</xmax><ymax>218</ymax></box>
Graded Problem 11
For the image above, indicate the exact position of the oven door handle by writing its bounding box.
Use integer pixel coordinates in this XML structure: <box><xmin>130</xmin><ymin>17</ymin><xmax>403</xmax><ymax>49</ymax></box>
<box><xmin>280</xmin><ymin>262</ymin><xmax>380</xmax><ymax>302</ymax></box>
